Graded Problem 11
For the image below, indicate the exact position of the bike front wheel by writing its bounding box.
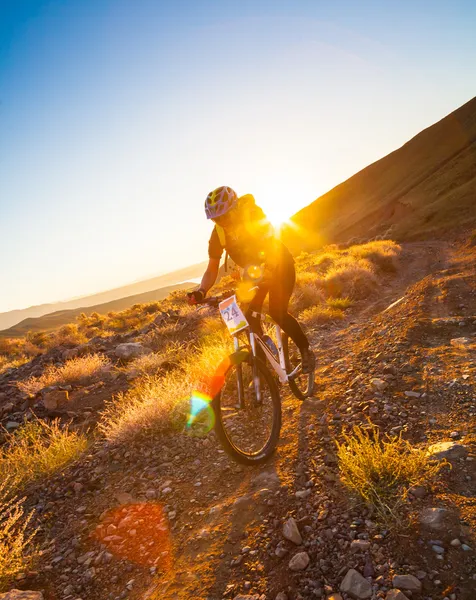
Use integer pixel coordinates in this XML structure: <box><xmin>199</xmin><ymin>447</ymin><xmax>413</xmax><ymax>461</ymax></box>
<box><xmin>213</xmin><ymin>356</ymin><xmax>281</xmax><ymax>465</ymax></box>
<box><xmin>282</xmin><ymin>333</ymin><xmax>315</xmax><ymax>400</ymax></box>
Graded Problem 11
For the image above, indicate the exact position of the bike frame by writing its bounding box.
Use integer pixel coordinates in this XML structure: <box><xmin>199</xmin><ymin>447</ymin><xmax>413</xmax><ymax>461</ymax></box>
<box><xmin>232</xmin><ymin>315</ymin><xmax>301</xmax><ymax>407</ymax></box>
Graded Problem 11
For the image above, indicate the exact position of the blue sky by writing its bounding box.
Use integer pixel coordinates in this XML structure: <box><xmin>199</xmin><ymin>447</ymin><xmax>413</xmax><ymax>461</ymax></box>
<box><xmin>0</xmin><ymin>0</ymin><xmax>475</xmax><ymax>313</ymax></box>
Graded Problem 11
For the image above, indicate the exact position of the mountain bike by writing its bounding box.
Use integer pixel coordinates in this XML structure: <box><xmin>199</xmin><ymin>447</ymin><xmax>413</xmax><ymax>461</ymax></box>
<box><xmin>194</xmin><ymin>290</ymin><xmax>315</xmax><ymax>465</ymax></box>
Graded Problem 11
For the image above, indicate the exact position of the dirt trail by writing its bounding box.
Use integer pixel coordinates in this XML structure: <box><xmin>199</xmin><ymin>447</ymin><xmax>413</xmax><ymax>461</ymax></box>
<box><xmin>10</xmin><ymin>238</ymin><xmax>476</xmax><ymax>600</ymax></box>
<box><xmin>135</xmin><ymin>239</ymin><xmax>475</xmax><ymax>600</ymax></box>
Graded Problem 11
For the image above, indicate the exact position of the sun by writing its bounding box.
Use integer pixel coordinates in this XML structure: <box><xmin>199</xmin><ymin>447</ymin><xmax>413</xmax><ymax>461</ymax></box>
<box><xmin>265</xmin><ymin>204</ymin><xmax>293</xmax><ymax>229</ymax></box>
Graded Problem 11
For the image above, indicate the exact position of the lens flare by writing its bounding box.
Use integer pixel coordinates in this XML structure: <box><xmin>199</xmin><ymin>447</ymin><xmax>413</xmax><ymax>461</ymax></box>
<box><xmin>187</xmin><ymin>357</ymin><xmax>230</xmax><ymax>436</ymax></box>
<box><xmin>93</xmin><ymin>503</ymin><xmax>172</xmax><ymax>570</ymax></box>
<box><xmin>186</xmin><ymin>391</ymin><xmax>215</xmax><ymax>434</ymax></box>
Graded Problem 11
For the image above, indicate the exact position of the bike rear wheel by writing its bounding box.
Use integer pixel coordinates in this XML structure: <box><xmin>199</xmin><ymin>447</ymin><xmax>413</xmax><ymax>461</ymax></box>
<box><xmin>213</xmin><ymin>356</ymin><xmax>281</xmax><ymax>465</ymax></box>
<box><xmin>282</xmin><ymin>333</ymin><xmax>315</xmax><ymax>400</ymax></box>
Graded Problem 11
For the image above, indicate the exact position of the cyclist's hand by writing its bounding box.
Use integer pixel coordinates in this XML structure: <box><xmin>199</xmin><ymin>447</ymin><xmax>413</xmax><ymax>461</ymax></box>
<box><xmin>187</xmin><ymin>289</ymin><xmax>205</xmax><ymax>305</ymax></box>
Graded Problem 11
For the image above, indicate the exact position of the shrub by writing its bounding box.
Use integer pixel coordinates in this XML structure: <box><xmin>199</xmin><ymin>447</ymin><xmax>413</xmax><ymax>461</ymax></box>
<box><xmin>45</xmin><ymin>323</ymin><xmax>87</xmax><ymax>350</ymax></box>
<box><xmin>300</xmin><ymin>305</ymin><xmax>344</xmax><ymax>326</ymax></box>
<box><xmin>122</xmin><ymin>342</ymin><xmax>186</xmax><ymax>377</ymax></box>
<box><xmin>100</xmin><ymin>331</ymin><xmax>232</xmax><ymax>443</ymax></box>
<box><xmin>326</xmin><ymin>296</ymin><xmax>353</xmax><ymax>310</ymax></box>
<box><xmin>0</xmin><ymin>420</ymin><xmax>87</xmax><ymax>491</ymax></box>
<box><xmin>348</xmin><ymin>240</ymin><xmax>401</xmax><ymax>273</ymax></box>
<box><xmin>324</xmin><ymin>258</ymin><xmax>378</xmax><ymax>299</ymax></box>
<box><xmin>18</xmin><ymin>354</ymin><xmax>111</xmax><ymax>395</ymax></box>
<box><xmin>336</xmin><ymin>424</ymin><xmax>446</xmax><ymax>524</ymax></box>
<box><xmin>0</xmin><ymin>477</ymin><xmax>38</xmax><ymax>591</ymax></box>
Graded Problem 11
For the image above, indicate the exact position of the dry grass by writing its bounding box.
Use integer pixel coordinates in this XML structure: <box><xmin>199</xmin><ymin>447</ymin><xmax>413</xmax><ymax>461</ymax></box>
<box><xmin>336</xmin><ymin>424</ymin><xmax>446</xmax><ymax>525</ymax></box>
<box><xmin>0</xmin><ymin>477</ymin><xmax>38</xmax><ymax>591</ymax></box>
<box><xmin>0</xmin><ymin>355</ymin><xmax>29</xmax><ymax>375</ymax></box>
<box><xmin>348</xmin><ymin>240</ymin><xmax>401</xmax><ymax>272</ymax></box>
<box><xmin>326</xmin><ymin>296</ymin><xmax>353</xmax><ymax>310</ymax></box>
<box><xmin>100</xmin><ymin>330</ymin><xmax>232</xmax><ymax>443</ymax></box>
<box><xmin>121</xmin><ymin>342</ymin><xmax>186</xmax><ymax>377</ymax></box>
<box><xmin>0</xmin><ymin>419</ymin><xmax>87</xmax><ymax>491</ymax></box>
<box><xmin>17</xmin><ymin>353</ymin><xmax>111</xmax><ymax>395</ymax></box>
<box><xmin>323</xmin><ymin>257</ymin><xmax>378</xmax><ymax>299</ymax></box>
<box><xmin>290</xmin><ymin>272</ymin><xmax>325</xmax><ymax>313</ymax></box>
<box><xmin>300</xmin><ymin>305</ymin><xmax>344</xmax><ymax>326</ymax></box>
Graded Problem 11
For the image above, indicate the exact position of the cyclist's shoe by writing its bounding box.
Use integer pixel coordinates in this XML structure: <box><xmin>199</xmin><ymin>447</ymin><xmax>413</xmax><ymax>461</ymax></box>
<box><xmin>301</xmin><ymin>347</ymin><xmax>316</xmax><ymax>374</ymax></box>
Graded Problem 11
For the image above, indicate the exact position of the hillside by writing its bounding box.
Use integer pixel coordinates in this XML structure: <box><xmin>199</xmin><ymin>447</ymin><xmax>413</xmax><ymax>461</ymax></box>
<box><xmin>284</xmin><ymin>95</ymin><xmax>476</xmax><ymax>251</ymax></box>
<box><xmin>0</xmin><ymin>261</ymin><xmax>207</xmax><ymax>332</ymax></box>
<box><xmin>0</xmin><ymin>235</ymin><xmax>474</xmax><ymax>600</ymax></box>
<box><xmin>0</xmin><ymin>281</ymin><xmax>196</xmax><ymax>338</ymax></box>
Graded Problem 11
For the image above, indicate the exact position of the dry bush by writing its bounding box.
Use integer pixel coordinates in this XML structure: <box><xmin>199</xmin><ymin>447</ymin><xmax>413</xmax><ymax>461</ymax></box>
<box><xmin>348</xmin><ymin>240</ymin><xmax>401</xmax><ymax>272</ymax></box>
<box><xmin>0</xmin><ymin>477</ymin><xmax>38</xmax><ymax>591</ymax></box>
<box><xmin>100</xmin><ymin>330</ymin><xmax>232</xmax><ymax>443</ymax></box>
<box><xmin>312</xmin><ymin>252</ymin><xmax>337</xmax><ymax>273</ymax></box>
<box><xmin>44</xmin><ymin>324</ymin><xmax>87</xmax><ymax>350</ymax></box>
<box><xmin>300</xmin><ymin>305</ymin><xmax>344</xmax><ymax>326</ymax></box>
<box><xmin>290</xmin><ymin>271</ymin><xmax>325</xmax><ymax>313</ymax></box>
<box><xmin>0</xmin><ymin>420</ymin><xmax>87</xmax><ymax>491</ymax></box>
<box><xmin>0</xmin><ymin>355</ymin><xmax>28</xmax><ymax>375</ymax></box>
<box><xmin>336</xmin><ymin>424</ymin><xmax>446</xmax><ymax>525</ymax></box>
<box><xmin>326</xmin><ymin>296</ymin><xmax>353</xmax><ymax>310</ymax></box>
<box><xmin>323</xmin><ymin>257</ymin><xmax>378</xmax><ymax>299</ymax></box>
<box><xmin>18</xmin><ymin>354</ymin><xmax>111</xmax><ymax>395</ymax></box>
<box><xmin>0</xmin><ymin>338</ymin><xmax>23</xmax><ymax>357</ymax></box>
<box><xmin>122</xmin><ymin>342</ymin><xmax>186</xmax><ymax>377</ymax></box>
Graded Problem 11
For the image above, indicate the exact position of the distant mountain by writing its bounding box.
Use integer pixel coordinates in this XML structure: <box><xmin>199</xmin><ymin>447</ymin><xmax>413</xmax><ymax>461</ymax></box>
<box><xmin>0</xmin><ymin>281</ymin><xmax>196</xmax><ymax>338</ymax></box>
<box><xmin>0</xmin><ymin>261</ymin><xmax>207</xmax><ymax>332</ymax></box>
<box><xmin>283</xmin><ymin>96</ymin><xmax>476</xmax><ymax>251</ymax></box>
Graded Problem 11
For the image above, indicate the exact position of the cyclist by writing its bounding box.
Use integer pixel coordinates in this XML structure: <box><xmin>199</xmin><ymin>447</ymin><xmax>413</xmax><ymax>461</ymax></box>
<box><xmin>187</xmin><ymin>186</ymin><xmax>315</xmax><ymax>374</ymax></box>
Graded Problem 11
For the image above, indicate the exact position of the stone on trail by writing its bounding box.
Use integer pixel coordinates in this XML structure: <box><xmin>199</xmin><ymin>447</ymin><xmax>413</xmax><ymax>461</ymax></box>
<box><xmin>386</xmin><ymin>591</ymin><xmax>410</xmax><ymax>600</ymax></box>
<box><xmin>0</xmin><ymin>592</ymin><xmax>44</xmax><ymax>600</ymax></box>
<box><xmin>340</xmin><ymin>569</ymin><xmax>372</xmax><ymax>599</ymax></box>
<box><xmin>370</xmin><ymin>378</ymin><xmax>387</xmax><ymax>391</ymax></box>
<box><xmin>351</xmin><ymin>539</ymin><xmax>371</xmax><ymax>552</ymax></box>
<box><xmin>288</xmin><ymin>551</ymin><xmax>310</xmax><ymax>571</ymax></box>
<box><xmin>391</xmin><ymin>574</ymin><xmax>422</xmax><ymax>592</ymax></box>
<box><xmin>427</xmin><ymin>440</ymin><xmax>468</xmax><ymax>461</ymax></box>
<box><xmin>42</xmin><ymin>389</ymin><xmax>69</xmax><ymax>410</ymax></box>
<box><xmin>450</xmin><ymin>337</ymin><xmax>471</xmax><ymax>346</ymax></box>
<box><xmin>114</xmin><ymin>342</ymin><xmax>148</xmax><ymax>360</ymax></box>
<box><xmin>282</xmin><ymin>517</ymin><xmax>302</xmax><ymax>545</ymax></box>
<box><xmin>275</xmin><ymin>593</ymin><xmax>288</xmax><ymax>600</ymax></box>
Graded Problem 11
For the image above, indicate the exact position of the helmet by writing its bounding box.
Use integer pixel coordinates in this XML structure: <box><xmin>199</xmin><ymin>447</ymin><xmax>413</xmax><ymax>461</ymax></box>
<box><xmin>204</xmin><ymin>186</ymin><xmax>238</xmax><ymax>220</ymax></box>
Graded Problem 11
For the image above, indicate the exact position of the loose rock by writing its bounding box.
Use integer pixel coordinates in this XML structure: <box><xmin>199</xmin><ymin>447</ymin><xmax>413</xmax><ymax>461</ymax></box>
<box><xmin>283</xmin><ymin>517</ymin><xmax>302</xmax><ymax>545</ymax></box>
<box><xmin>288</xmin><ymin>551</ymin><xmax>310</xmax><ymax>571</ymax></box>
<box><xmin>392</xmin><ymin>574</ymin><xmax>422</xmax><ymax>592</ymax></box>
<box><xmin>340</xmin><ymin>569</ymin><xmax>372</xmax><ymax>599</ymax></box>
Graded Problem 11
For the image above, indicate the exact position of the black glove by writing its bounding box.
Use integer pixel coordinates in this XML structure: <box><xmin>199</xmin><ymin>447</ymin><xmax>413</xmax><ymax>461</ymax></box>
<box><xmin>187</xmin><ymin>289</ymin><xmax>205</xmax><ymax>305</ymax></box>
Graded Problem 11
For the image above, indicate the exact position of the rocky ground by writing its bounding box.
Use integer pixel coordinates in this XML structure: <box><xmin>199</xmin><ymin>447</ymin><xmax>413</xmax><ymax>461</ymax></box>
<box><xmin>1</xmin><ymin>237</ymin><xmax>475</xmax><ymax>600</ymax></box>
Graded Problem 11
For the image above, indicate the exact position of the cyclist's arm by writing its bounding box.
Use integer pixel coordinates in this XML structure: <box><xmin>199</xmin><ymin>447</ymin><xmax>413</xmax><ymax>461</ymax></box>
<box><xmin>199</xmin><ymin>257</ymin><xmax>220</xmax><ymax>295</ymax></box>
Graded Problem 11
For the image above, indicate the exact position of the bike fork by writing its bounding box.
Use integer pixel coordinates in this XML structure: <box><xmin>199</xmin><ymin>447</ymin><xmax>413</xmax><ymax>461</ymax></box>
<box><xmin>234</xmin><ymin>336</ymin><xmax>246</xmax><ymax>408</ymax></box>
<box><xmin>249</xmin><ymin>332</ymin><xmax>262</xmax><ymax>404</ymax></box>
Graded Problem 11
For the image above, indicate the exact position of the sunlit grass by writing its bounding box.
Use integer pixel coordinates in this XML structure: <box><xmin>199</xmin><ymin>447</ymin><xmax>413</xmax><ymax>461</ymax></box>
<box><xmin>0</xmin><ymin>477</ymin><xmax>39</xmax><ymax>591</ymax></box>
<box><xmin>99</xmin><ymin>330</ymin><xmax>233</xmax><ymax>443</ymax></box>
<box><xmin>300</xmin><ymin>305</ymin><xmax>344</xmax><ymax>326</ymax></box>
<box><xmin>0</xmin><ymin>420</ymin><xmax>87</xmax><ymax>491</ymax></box>
<box><xmin>17</xmin><ymin>353</ymin><xmax>111</xmax><ymax>395</ymax></box>
<box><xmin>336</xmin><ymin>424</ymin><xmax>446</xmax><ymax>525</ymax></box>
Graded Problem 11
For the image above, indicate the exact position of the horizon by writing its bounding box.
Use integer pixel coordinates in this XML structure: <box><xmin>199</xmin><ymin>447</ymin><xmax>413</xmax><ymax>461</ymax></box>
<box><xmin>1</xmin><ymin>0</ymin><xmax>475</xmax><ymax>313</ymax></box>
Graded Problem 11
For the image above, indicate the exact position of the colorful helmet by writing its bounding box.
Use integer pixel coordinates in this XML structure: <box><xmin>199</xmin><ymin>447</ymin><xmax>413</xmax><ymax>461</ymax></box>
<box><xmin>204</xmin><ymin>186</ymin><xmax>238</xmax><ymax>220</ymax></box>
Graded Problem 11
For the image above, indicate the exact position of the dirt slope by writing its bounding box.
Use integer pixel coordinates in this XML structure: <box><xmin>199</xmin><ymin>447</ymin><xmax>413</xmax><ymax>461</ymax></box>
<box><xmin>283</xmin><ymin>96</ymin><xmax>476</xmax><ymax>250</ymax></box>
<box><xmin>3</xmin><ymin>236</ymin><xmax>474</xmax><ymax>600</ymax></box>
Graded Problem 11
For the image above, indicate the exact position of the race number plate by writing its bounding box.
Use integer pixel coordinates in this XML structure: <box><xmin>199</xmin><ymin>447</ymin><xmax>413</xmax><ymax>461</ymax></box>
<box><xmin>219</xmin><ymin>295</ymin><xmax>249</xmax><ymax>335</ymax></box>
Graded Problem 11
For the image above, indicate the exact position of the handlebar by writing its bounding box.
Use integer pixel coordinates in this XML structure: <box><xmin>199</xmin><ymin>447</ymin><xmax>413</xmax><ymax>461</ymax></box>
<box><xmin>196</xmin><ymin>286</ymin><xmax>260</xmax><ymax>309</ymax></box>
